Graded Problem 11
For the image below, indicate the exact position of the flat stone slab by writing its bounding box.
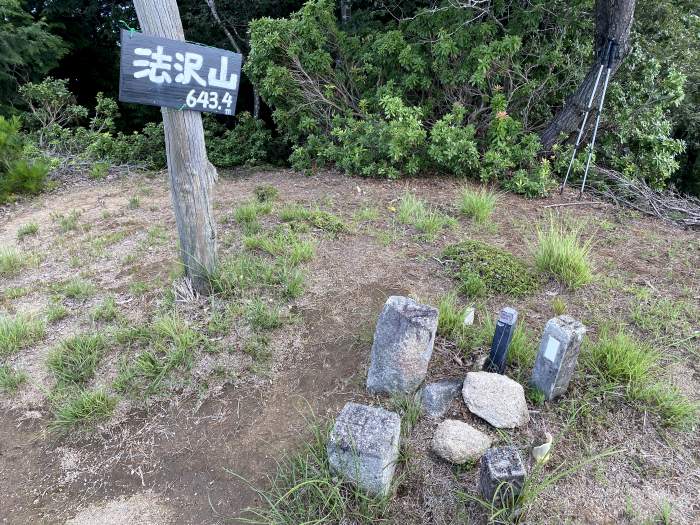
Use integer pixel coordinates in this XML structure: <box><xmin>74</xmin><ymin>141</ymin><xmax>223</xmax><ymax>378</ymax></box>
<box><xmin>462</xmin><ymin>371</ymin><xmax>529</xmax><ymax>429</ymax></box>
<box><xmin>421</xmin><ymin>379</ymin><xmax>463</xmax><ymax>418</ymax></box>
<box><xmin>366</xmin><ymin>296</ymin><xmax>438</xmax><ymax>395</ymax></box>
<box><xmin>479</xmin><ymin>446</ymin><xmax>526</xmax><ymax>503</ymax></box>
<box><xmin>327</xmin><ymin>402</ymin><xmax>401</xmax><ymax>496</ymax></box>
<box><xmin>531</xmin><ymin>315</ymin><xmax>586</xmax><ymax>400</ymax></box>
<box><xmin>431</xmin><ymin>419</ymin><xmax>491</xmax><ymax>464</ymax></box>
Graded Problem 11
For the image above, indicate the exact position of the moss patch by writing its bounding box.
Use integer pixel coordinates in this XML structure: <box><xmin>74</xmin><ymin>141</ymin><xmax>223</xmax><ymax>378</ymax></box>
<box><xmin>442</xmin><ymin>240</ymin><xmax>539</xmax><ymax>297</ymax></box>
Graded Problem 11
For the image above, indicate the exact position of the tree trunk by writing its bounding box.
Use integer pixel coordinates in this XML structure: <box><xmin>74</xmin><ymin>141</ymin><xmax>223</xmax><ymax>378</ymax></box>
<box><xmin>340</xmin><ymin>0</ymin><xmax>352</xmax><ymax>26</ymax></box>
<box><xmin>133</xmin><ymin>0</ymin><xmax>218</xmax><ymax>294</ymax></box>
<box><xmin>253</xmin><ymin>88</ymin><xmax>261</xmax><ymax>119</ymax></box>
<box><xmin>540</xmin><ymin>0</ymin><xmax>636</xmax><ymax>151</ymax></box>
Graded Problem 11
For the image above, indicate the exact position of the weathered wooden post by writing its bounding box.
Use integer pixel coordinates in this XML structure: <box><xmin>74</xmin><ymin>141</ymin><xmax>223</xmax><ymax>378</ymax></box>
<box><xmin>132</xmin><ymin>0</ymin><xmax>218</xmax><ymax>294</ymax></box>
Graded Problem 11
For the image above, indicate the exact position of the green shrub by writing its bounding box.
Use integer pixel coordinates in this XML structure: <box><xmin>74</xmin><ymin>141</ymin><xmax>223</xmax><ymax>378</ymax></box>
<box><xmin>0</xmin><ymin>116</ymin><xmax>48</xmax><ymax>203</ymax></box>
<box><xmin>428</xmin><ymin>105</ymin><xmax>479</xmax><ymax>176</ymax></box>
<box><xmin>206</xmin><ymin>112</ymin><xmax>277</xmax><ymax>168</ymax></box>
<box><xmin>443</xmin><ymin>240</ymin><xmax>539</xmax><ymax>296</ymax></box>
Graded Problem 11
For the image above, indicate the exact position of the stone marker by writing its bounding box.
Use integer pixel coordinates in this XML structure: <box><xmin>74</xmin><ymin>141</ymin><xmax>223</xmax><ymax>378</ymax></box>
<box><xmin>462</xmin><ymin>371</ymin><xmax>529</xmax><ymax>428</ymax></box>
<box><xmin>484</xmin><ymin>307</ymin><xmax>518</xmax><ymax>374</ymax></box>
<box><xmin>479</xmin><ymin>446</ymin><xmax>526</xmax><ymax>503</ymax></box>
<box><xmin>463</xmin><ymin>306</ymin><xmax>475</xmax><ymax>326</ymax></box>
<box><xmin>366</xmin><ymin>296</ymin><xmax>439</xmax><ymax>395</ymax></box>
<box><xmin>327</xmin><ymin>402</ymin><xmax>401</xmax><ymax>496</ymax></box>
<box><xmin>530</xmin><ymin>315</ymin><xmax>586</xmax><ymax>400</ymax></box>
<box><xmin>421</xmin><ymin>379</ymin><xmax>463</xmax><ymax>418</ymax></box>
<box><xmin>431</xmin><ymin>419</ymin><xmax>491</xmax><ymax>464</ymax></box>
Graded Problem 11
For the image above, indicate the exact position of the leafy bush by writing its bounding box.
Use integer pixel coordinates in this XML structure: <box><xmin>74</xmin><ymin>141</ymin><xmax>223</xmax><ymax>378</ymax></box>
<box><xmin>0</xmin><ymin>116</ymin><xmax>48</xmax><ymax>203</ymax></box>
<box><xmin>247</xmin><ymin>0</ymin><xmax>691</xmax><ymax>193</ymax></box>
<box><xmin>206</xmin><ymin>112</ymin><xmax>277</xmax><ymax>168</ymax></box>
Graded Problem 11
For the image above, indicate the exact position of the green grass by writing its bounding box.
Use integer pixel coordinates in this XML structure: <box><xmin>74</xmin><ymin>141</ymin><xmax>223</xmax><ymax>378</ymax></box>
<box><xmin>17</xmin><ymin>222</ymin><xmax>39</xmax><ymax>240</ymax></box>
<box><xmin>128</xmin><ymin>280</ymin><xmax>149</xmax><ymax>296</ymax></box>
<box><xmin>47</xmin><ymin>333</ymin><xmax>106</xmax><ymax>385</ymax></box>
<box><xmin>0</xmin><ymin>365</ymin><xmax>28</xmax><ymax>393</ymax></box>
<box><xmin>245</xmin><ymin>298</ymin><xmax>283</xmax><ymax>330</ymax></box>
<box><xmin>46</xmin><ymin>302</ymin><xmax>69</xmax><ymax>323</ymax></box>
<box><xmin>50</xmin><ymin>389</ymin><xmax>116</xmax><ymax>432</ymax></box>
<box><xmin>390</xmin><ymin>392</ymin><xmax>422</xmax><ymax>437</ymax></box>
<box><xmin>0</xmin><ymin>247</ymin><xmax>33</xmax><ymax>276</ymax></box>
<box><xmin>91</xmin><ymin>296</ymin><xmax>118</xmax><ymax>322</ymax></box>
<box><xmin>0</xmin><ymin>314</ymin><xmax>45</xmax><ymax>357</ymax></box>
<box><xmin>236</xmin><ymin>421</ymin><xmax>392</xmax><ymax>524</ymax></box>
<box><xmin>280</xmin><ymin>204</ymin><xmax>347</xmax><ymax>235</ymax></box>
<box><xmin>584</xmin><ymin>328</ymin><xmax>697</xmax><ymax>428</ymax></box>
<box><xmin>89</xmin><ymin>162</ymin><xmax>109</xmax><ymax>180</ymax></box>
<box><xmin>211</xmin><ymin>254</ymin><xmax>305</xmax><ymax>299</ymax></box>
<box><xmin>234</xmin><ymin>200</ymin><xmax>273</xmax><ymax>234</ymax></box>
<box><xmin>254</xmin><ymin>184</ymin><xmax>279</xmax><ymax>203</ymax></box>
<box><xmin>396</xmin><ymin>192</ymin><xmax>456</xmax><ymax>239</ymax></box>
<box><xmin>128</xmin><ymin>196</ymin><xmax>140</xmax><ymax>209</ymax></box>
<box><xmin>353</xmin><ymin>206</ymin><xmax>379</xmax><ymax>222</ymax></box>
<box><xmin>243</xmin><ymin>228</ymin><xmax>315</xmax><ymax>266</ymax></box>
<box><xmin>54</xmin><ymin>277</ymin><xmax>96</xmax><ymax>300</ymax></box>
<box><xmin>534</xmin><ymin>218</ymin><xmax>593</xmax><ymax>289</ymax></box>
<box><xmin>551</xmin><ymin>296</ymin><xmax>567</xmax><ymax>316</ymax></box>
<box><xmin>443</xmin><ymin>240</ymin><xmax>540</xmax><ymax>297</ymax></box>
<box><xmin>243</xmin><ymin>334</ymin><xmax>272</xmax><ymax>371</ymax></box>
<box><xmin>54</xmin><ymin>210</ymin><xmax>81</xmax><ymax>233</ymax></box>
<box><xmin>4</xmin><ymin>286</ymin><xmax>29</xmax><ymax>300</ymax></box>
<box><xmin>458</xmin><ymin>186</ymin><xmax>498</xmax><ymax>224</ymax></box>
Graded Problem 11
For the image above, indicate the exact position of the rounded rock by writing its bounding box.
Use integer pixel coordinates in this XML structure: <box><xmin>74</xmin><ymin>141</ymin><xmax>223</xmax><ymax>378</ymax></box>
<box><xmin>431</xmin><ymin>419</ymin><xmax>491</xmax><ymax>464</ymax></box>
<box><xmin>462</xmin><ymin>371</ymin><xmax>529</xmax><ymax>429</ymax></box>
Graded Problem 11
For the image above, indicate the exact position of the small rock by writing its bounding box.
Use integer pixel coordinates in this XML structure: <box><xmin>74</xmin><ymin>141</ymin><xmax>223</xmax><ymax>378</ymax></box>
<box><xmin>431</xmin><ymin>419</ymin><xmax>491</xmax><ymax>464</ymax></box>
<box><xmin>462</xmin><ymin>371</ymin><xmax>529</xmax><ymax>428</ymax></box>
<box><xmin>421</xmin><ymin>379</ymin><xmax>463</xmax><ymax>418</ymax></box>
<box><xmin>366</xmin><ymin>296</ymin><xmax>439</xmax><ymax>395</ymax></box>
<box><xmin>479</xmin><ymin>446</ymin><xmax>526</xmax><ymax>503</ymax></box>
<box><xmin>327</xmin><ymin>402</ymin><xmax>401</xmax><ymax>496</ymax></box>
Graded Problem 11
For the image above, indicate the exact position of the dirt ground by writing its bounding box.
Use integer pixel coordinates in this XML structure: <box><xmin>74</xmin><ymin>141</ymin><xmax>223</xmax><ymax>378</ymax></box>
<box><xmin>1</xmin><ymin>168</ymin><xmax>698</xmax><ymax>524</ymax></box>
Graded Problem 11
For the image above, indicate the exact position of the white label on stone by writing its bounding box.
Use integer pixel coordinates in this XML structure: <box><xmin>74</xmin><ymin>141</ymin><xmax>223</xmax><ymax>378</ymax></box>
<box><xmin>543</xmin><ymin>336</ymin><xmax>561</xmax><ymax>362</ymax></box>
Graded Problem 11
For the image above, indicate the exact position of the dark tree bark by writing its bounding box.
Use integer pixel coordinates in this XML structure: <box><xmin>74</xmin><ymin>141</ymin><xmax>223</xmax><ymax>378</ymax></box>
<box><xmin>540</xmin><ymin>0</ymin><xmax>636</xmax><ymax>151</ymax></box>
<box><xmin>340</xmin><ymin>0</ymin><xmax>352</xmax><ymax>26</ymax></box>
<box><xmin>204</xmin><ymin>0</ymin><xmax>260</xmax><ymax>118</ymax></box>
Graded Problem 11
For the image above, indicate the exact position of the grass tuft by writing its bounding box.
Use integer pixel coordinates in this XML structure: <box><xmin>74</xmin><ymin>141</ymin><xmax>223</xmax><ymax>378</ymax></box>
<box><xmin>54</xmin><ymin>277</ymin><xmax>96</xmax><ymax>300</ymax></box>
<box><xmin>584</xmin><ymin>328</ymin><xmax>697</xmax><ymax>428</ymax></box>
<box><xmin>47</xmin><ymin>333</ymin><xmax>105</xmax><ymax>385</ymax></box>
<box><xmin>91</xmin><ymin>296</ymin><xmax>118</xmax><ymax>322</ymax></box>
<box><xmin>534</xmin><ymin>218</ymin><xmax>593</xmax><ymax>289</ymax></box>
<box><xmin>245</xmin><ymin>298</ymin><xmax>283</xmax><ymax>330</ymax></box>
<box><xmin>0</xmin><ymin>365</ymin><xmax>28</xmax><ymax>393</ymax></box>
<box><xmin>0</xmin><ymin>314</ymin><xmax>45</xmax><ymax>357</ymax></box>
<box><xmin>254</xmin><ymin>184</ymin><xmax>279</xmax><ymax>203</ymax></box>
<box><xmin>397</xmin><ymin>192</ymin><xmax>456</xmax><ymax>239</ymax></box>
<box><xmin>50</xmin><ymin>389</ymin><xmax>116</xmax><ymax>432</ymax></box>
<box><xmin>458</xmin><ymin>186</ymin><xmax>498</xmax><ymax>224</ymax></box>
<box><xmin>17</xmin><ymin>222</ymin><xmax>39</xmax><ymax>240</ymax></box>
<box><xmin>280</xmin><ymin>204</ymin><xmax>347</xmax><ymax>235</ymax></box>
<box><xmin>0</xmin><ymin>247</ymin><xmax>34</xmax><ymax>276</ymax></box>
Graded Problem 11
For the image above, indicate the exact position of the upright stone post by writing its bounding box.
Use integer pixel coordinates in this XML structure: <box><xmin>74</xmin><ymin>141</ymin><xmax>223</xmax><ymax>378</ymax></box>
<box><xmin>484</xmin><ymin>307</ymin><xmax>518</xmax><ymax>374</ymax></box>
<box><xmin>479</xmin><ymin>446</ymin><xmax>526</xmax><ymax>504</ymax></box>
<box><xmin>530</xmin><ymin>315</ymin><xmax>586</xmax><ymax>400</ymax></box>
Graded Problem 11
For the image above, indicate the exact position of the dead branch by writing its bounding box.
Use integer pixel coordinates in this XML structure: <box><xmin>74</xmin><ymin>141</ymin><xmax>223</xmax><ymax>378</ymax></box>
<box><xmin>589</xmin><ymin>167</ymin><xmax>700</xmax><ymax>229</ymax></box>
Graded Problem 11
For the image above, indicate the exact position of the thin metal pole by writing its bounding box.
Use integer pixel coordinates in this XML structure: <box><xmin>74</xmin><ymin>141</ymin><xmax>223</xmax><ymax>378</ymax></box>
<box><xmin>579</xmin><ymin>41</ymin><xmax>618</xmax><ymax>199</ymax></box>
<box><xmin>560</xmin><ymin>40</ymin><xmax>612</xmax><ymax>195</ymax></box>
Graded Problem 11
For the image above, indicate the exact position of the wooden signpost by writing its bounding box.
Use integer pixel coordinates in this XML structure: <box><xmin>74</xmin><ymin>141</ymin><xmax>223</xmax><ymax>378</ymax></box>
<box><xmin>128</xmin><ymin>0</ymin><xmax>242</xmax><ymax>295</ymax></box>
<box><xmin>119</xmin><ymin>30</ymin><xmax>243</xmax><ymax>116</ymax></box>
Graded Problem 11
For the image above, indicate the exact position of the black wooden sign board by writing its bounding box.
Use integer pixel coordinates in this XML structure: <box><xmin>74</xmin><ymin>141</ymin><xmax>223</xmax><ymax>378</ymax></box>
<box><xmin>119</xmin><ymin>30</ymin><xmax>243</xmax><ymax>116</ymax></box>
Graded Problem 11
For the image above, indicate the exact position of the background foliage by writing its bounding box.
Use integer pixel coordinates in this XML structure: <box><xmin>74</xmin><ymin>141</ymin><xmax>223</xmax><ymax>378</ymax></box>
<box><xmin>0</xmin><ymin>0</ymin><xmax>697</xmax><ymax>201</ymax></box>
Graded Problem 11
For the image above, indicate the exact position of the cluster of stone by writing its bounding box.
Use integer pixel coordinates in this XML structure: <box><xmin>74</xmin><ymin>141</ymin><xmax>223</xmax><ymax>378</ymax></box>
<box><xmin>328</xmin><ymin>296</ymin><xmax>585</xmax><ymax>502</ymax></box>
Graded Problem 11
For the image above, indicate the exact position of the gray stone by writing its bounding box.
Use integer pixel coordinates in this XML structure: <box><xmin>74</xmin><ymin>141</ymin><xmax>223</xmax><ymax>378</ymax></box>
<box><xmin>530</xmin><ymin>315</ymin><xmax>586</xmax><ymax>400</ymax></box>
<box><xmin>431</xmin><ymin>419</ymin><xmax>491</xmax><ymax>464</ymax></box>
<box><xmin>366</xmin><ymin>296</ymin><xmax>439</xmax><ymax>395</ymax></box>
<box><xmin>421</xmin><ymin>379</ymin><xmax>463</xmax><ymax>418</ymax></box>
<box><xmin>462</xmin><ymin>371</ymin><xmax>529</xmax><ymax>429</ymax></box>
<box><xmin>327</xmin><ymin>402</ymin><xmax>401</xmax><ymax>496</ymax></box>
<box><xmin>479</xmin><ymin>446</ymin><xmax>526</xmax><ymax>503</ymax></box>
